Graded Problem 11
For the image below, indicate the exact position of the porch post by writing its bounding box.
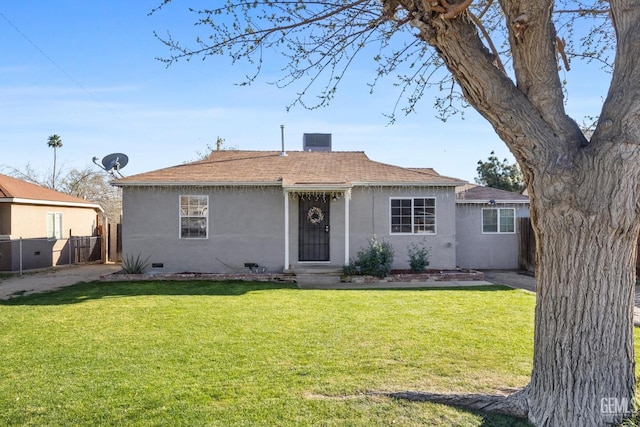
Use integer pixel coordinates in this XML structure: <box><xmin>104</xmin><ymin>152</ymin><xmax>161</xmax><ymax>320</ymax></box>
<box><xmin>344</xmin><ymin>189</ymin><xmax>350</xmax><ymax>264</ymax></box>
<box><xmin>284</xmin><ymin>191</ymin><xmax>289</xmax><ymax>271</ymax></box>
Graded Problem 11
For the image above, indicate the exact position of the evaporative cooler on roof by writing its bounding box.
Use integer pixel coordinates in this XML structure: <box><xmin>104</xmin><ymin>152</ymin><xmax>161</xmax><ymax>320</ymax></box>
<box><xmin>303</xmin><ymin>133</ymin><xmax>332</xmax><ymax>152</ymax></box>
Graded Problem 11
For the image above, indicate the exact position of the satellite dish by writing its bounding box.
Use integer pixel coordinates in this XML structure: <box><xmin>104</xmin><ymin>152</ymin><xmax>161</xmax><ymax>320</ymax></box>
<box><xmin>92</xmin><ymin>153</ymin><xmax>129</xmax><ymax>178</ymax></box>
<box><xmin>102</xmin><ymin>153</ymin><xmax>128</xmax><ymax>171</ymax></box>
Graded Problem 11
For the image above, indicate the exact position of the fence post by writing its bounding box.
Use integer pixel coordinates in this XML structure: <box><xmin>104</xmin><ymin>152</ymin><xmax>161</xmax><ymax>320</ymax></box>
<box><xmin>19</xmin><ymin>237</ymin><xmax>23</xmax><ymax>275</ymax></box>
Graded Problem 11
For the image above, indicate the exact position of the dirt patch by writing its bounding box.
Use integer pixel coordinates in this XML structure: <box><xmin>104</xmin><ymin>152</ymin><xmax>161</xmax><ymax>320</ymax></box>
<box><xmin>0</xmin><ymin>263</ymin><xmax>122</xmax><ymax>299</ymax></box>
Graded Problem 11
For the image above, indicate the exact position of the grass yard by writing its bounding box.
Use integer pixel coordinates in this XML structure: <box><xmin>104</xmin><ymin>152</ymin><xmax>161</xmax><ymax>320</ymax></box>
<box><xmin>0</xmin><ymin>281</ymin><xmax>540</xmax><ymax>426</ymax></box>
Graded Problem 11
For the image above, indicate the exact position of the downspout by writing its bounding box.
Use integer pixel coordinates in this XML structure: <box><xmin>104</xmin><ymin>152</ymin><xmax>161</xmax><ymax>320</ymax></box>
<box><xmin>344</xmin><ymin>189</ymin><xmax>350</xmax><ymax>264</ymax></box>
<box><xmin>284</xmin><ymin>191</ymin><xmax>289</xmax><ymax>271</ymax></box>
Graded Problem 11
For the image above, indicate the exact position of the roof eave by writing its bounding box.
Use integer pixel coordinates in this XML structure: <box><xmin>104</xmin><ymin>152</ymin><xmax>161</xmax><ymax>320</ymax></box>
<box><xmin>283</xmin><ymin>183</ymin><xmax>352</xmax><ymax>192</ymax></box>
<box><xmin>353</xmin><ymin>180</ymin><xmax>467</xmax><ymax>187</ymax></box>
<box><xmin>0</xmin><ymin>197</ymin><xmax>105</xmax><ymax>212</ymax></box>
<box><xmin>113</xmin><ymin>180</ymin><xmax>467</xmax><ymax>188</ymax></box>
<box><xmin>456</xmin><ymin>199</ymin><xmax>529</xmax><ymax>204</ymax></box>
<box><xmin>112</xmin><ymin>181</ymin><xmax>282</xmax><ymax>188</ymax></box>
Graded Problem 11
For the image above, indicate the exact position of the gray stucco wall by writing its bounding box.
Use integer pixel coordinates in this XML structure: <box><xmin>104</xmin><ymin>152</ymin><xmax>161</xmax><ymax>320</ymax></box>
<box><xmin>455</xmin><ymin>203</ymin><xmax>529</xmax><ymax>269</ymax></box>
<box><xmin>123</xmin><ymin>186</ymin><xmax>286</xmax><ymax>274</ymax></box>
<box><xmin>287</xmin><ymin>186</ymin><xmax>457</xmax><ymax>270</ymax></box>
<box><xmin>346</xmin><ymin>187</ymin><xmax>457</xmax><ymax>270</ymax></box>
<box><xmin>122</xmin><ymin>184</ymin><xmax>459</xmax><ymax>274</ymax></box>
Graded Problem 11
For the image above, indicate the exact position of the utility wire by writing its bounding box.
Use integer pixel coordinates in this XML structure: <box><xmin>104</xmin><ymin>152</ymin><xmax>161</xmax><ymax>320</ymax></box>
<box><xmin>0</xmin><ymin>10</ymin><xmax>104</xmax><ymax>105</ymax></box>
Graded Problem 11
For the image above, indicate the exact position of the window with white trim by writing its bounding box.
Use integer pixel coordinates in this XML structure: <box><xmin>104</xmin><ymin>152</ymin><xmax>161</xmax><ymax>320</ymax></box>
<box><xmin>390</xmin><ymin>197</ymin><xmax>436</xmax><ymax>234</ymax></box>
<box><xmin>482</xmin><ymin>208</ymin><xmax>515</xmax><ymax>233</ymax></box>
<box><xmin>180</xmin><ymin>195</ymin><xmax>208</xmax><ymax>239</ymax></box>
<box><xmin>47</xmin><ymin>212</ymin><xmax>63</xmax><ymax>239</ymax></box>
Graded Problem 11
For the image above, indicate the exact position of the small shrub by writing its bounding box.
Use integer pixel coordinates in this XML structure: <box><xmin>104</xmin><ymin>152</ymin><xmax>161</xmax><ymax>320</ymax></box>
<box><xmin>354</xmin><ymin>236</ymin><xmax>395</xmax><ymax>278</ymax></box>
<box><xmin>121</xmin><ymin>253</ymin><xmax>150</xmax><ymax>274</ymax></box>
<box><xmin>342</xmin><ymin>261</ymin><xmax>360</xmax><ymax>276</ymax></box>
<box><xmin>407</xmin><ymin>242</ymin><xmax>430</xmax><ymax>273</ymax></box>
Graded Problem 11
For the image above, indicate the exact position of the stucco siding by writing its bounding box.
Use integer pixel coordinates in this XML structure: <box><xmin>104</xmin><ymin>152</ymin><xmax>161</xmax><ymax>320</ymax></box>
<box><xmin>122</xmin><ymin>185</ymin><xmax>459</xmax><ymax>273</ymax></box>
<box><xmin>9</xmin><ymin>204</ymin><xmax>97</xmax><ymax>238</ymax></box>
<box><xmin>347</xmin><ymin>187</ymin><xmax>457</xmax><ymax>270</ymax></box>
<box><xmin>0</xmin><ymin>203</ymin><xmax>99</xmax><ymax>270</ymax></box>
<box><xmin>455</xmin><ymin>204</ymin><xmax>529</xmax><ymax>269</ymax></box>
<box><xmin>123</xmin><ymin>187</ymin><xmax>286</xmax><ymax>273</ymax></box>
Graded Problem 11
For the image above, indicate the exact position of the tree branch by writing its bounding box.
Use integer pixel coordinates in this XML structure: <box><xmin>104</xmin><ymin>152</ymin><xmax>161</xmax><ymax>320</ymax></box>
<box><xmin>156</xmin><ymin>0</ymin><xmax>370</xmax><ymax>63</ymax></box>
<box><xmin>438</xmin><ymin>0</ymin><xmax>474</xmax><ymax>20</ymax></box>
<box><xmin>409</xmin><ymin>7</ymin><xmax>557</xmax><ymax>171</ymax></box>
<box><xmin>593</xmin><ymin>0</ymin><xmax>640</xmax><ymax>147</ymax></box>
<box><xmin>556</xmin><ymin>36</ymin><xmax>570</xmax><ymax>71</ymax></box>
<box><xmin>468</xmin><ymin>10</ymin><xmax>505</xmax><ymax>72</ymax></box>
<box><xmin>500</xmin><ymin>1</ymin><xmax>585</xmax><ymax>150</ymax></box>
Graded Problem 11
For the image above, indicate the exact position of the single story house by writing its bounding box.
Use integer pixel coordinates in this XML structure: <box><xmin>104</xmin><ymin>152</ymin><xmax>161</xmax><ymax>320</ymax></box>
<box><xmin>0</xmin><ymin>173</ymin><xmax>104</xmax><ymax>271</ymax></box>
<box><xmin>455</xmin><ymin>183</ymin><xmax>530</xmax><ymax>269</ymax></box>
<box><xmin>113</xmin><ymin>148</ymin><xmax>469</xmax><ymax>274</ymax></box>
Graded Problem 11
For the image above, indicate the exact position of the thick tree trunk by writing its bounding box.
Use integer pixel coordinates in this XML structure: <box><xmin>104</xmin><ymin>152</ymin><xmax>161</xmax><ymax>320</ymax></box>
<box><xmin>526</xmin><ymin>228</ymin><xmax>636</xmax><ymax>425</ymax></box>
<box><xmin>523</xmin><ymin>149</ymin><xmax>640</xmax><ymax>425</ymax></box>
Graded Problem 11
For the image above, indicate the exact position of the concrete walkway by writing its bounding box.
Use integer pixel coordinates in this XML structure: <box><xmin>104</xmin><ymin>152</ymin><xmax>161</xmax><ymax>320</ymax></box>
<box><xmin>482</xmin><ymin>270</ymin><xmax>536</xmax><ymax>293</ymax></box>
<box><xmin>0</xmin><ymin>263</ymin><xmax>121</xmax><ymax>300</ymax></box>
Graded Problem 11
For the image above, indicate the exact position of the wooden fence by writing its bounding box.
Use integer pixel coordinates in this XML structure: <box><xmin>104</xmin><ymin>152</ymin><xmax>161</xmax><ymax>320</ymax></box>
<box><xmin>73</xmin><ymin>236</ymin><xmax>102</xmax><ymax>263</ymax></box>
<box><xmin>518</xmin><ymin>217</ymin><xmax>536</xmax><ymax>272</ymax></box>
<box><xmin>107</xmin><ymin>222</ymin><xmax>122</xmax><ymax>263</ymax></box>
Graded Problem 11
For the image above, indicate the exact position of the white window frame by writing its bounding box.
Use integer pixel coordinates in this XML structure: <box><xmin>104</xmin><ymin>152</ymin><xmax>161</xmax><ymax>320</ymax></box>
<box><xmin>179</xmin><ymin>195</ymin><xmax>209</xmax><ymax>239</ymax></box>
<box><xmin>47</xmin><ymin>212</ymin><xmax>63</xmax><ymax>239</ymax></box>
<box><xmin>481</xmin><ymin>207</ymin><xmax>516</xmax><ymax>234</ymax></box>
<box><xmin>389</xmin><ymin>197</ymin><xmax>437</xmax><ymax>235</ymax></box>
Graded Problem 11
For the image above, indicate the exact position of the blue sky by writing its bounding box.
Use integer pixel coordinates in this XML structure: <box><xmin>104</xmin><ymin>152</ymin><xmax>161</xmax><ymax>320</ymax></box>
<box><xmin>0</xmin><ymin>1</ymin><xmax>609</xmax><ymax>182</ymax></box>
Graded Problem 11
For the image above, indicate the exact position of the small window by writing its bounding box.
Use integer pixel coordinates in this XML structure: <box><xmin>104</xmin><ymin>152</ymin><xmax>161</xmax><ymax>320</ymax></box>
<box><xmin>47</xmin><ymin>212</ymin><xmax>63</xmax><ymax>239</ymax></box>
<box><xmin>482</xmin><ymin>208</ymin><xmax>515</xmax><ymax>234</ymax></box>
<box><xmin>390</xmin><ymin>197</ymin><xmax>436</xmax><ymax>234</ymax></box>
<box><xmin>180</xmin><ymin>195</ymin><xmax>208</xmax><ymax>239</ymax></box>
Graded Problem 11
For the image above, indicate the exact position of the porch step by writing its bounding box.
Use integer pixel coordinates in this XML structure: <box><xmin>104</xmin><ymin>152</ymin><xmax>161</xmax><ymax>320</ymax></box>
<box><xmin>294</xmin><ymin>267</ymin><xmax>343</xmax><ymax>288</ymax></box>
<box><xmin>293</xmin><ymin>267</ymin><xmax>342</xmax><ymax>275</ymax></box>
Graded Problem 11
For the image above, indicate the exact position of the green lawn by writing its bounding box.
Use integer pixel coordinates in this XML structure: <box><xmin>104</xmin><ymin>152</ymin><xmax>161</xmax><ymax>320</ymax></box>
<box><xmin>0</xmin><ymin>281</ymin><xmax>539</xmax><ymax>426</ymax></box>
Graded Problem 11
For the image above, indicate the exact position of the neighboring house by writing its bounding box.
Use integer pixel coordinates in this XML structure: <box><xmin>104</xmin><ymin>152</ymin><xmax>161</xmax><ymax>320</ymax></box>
<box><xmin>0</xmin><ymin>174</ymin><xmax>104</xmax><ymax>271</ymax></box>
<box><xmin>455</xmin><ymin>183</ymin><xmax>530</xmax><ymax>269</ymax></box>
<box><xmin>113</xmin><ymin>148</ymin><xmax>468</xmax><ymax>274</ymax></box>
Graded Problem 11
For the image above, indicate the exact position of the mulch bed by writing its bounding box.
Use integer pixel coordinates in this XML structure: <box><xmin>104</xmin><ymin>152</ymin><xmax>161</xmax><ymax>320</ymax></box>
<box><xmin>102</xmin><ymin>269</ymin><xmax>483</xmax><ymax>283</ymax></box>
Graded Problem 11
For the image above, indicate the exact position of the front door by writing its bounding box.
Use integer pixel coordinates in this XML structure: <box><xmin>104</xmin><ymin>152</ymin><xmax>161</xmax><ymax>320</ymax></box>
<box><xmin>299</xmin><ymin>197</ymin><xmax>330</xmax><ymax>261</ymax></box>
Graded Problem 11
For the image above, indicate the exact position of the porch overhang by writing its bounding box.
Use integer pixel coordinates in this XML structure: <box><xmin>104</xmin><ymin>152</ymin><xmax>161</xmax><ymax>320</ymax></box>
<box><xmin>282</xmin><ymin>181</ymin><xmax>352</xmax><ymax>193</ymax></box>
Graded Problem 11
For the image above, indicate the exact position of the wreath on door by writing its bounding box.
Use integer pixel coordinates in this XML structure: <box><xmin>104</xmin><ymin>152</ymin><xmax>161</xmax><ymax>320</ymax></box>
<box><xmin>307</xmin><ymin>206</ymin><xmax>324</xmax><ymax>224</ymax></box>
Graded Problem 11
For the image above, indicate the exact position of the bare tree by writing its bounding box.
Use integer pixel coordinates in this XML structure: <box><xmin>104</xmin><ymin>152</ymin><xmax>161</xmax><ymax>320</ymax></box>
<box><xmin>189</xmin><ymin>136</ymin><xmax>238</xmax><ymax>162</ymax></box>
<box><xmin>0</xmin><ymin>165</ymin><xmax>122</xmax><ymax>222</ymax></box>
<box><xmin>59</xmin><ymin>168</ymin><xmax>122</xmax><ymax>222</ymax></box>
<box><xmin>152</xmin><ymin>1</ymin><xmax>636</xmax><ymax>425</ymax></box>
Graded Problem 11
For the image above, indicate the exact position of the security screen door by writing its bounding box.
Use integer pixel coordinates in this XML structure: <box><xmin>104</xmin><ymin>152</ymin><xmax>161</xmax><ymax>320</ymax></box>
<box><xmin>298</xmin><ymin>197</ymin><xmax>330</xmax><ymax>261</ymax></box>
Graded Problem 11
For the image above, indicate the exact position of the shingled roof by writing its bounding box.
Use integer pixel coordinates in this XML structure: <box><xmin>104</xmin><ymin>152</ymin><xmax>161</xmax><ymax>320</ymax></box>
<box><xmin>455</xmin><ymin>183</ymin><xmax>529</xmax><ymax>203</ymax></box>
<box><xmin>0</xmin><ymin>173</ymin><xmax>103</xmax><ymax>210</ymax></box>
<box><xmin>114</xmin><ymin>151</ymin><xmax>465</xmax><ymax>188</ymax></box>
